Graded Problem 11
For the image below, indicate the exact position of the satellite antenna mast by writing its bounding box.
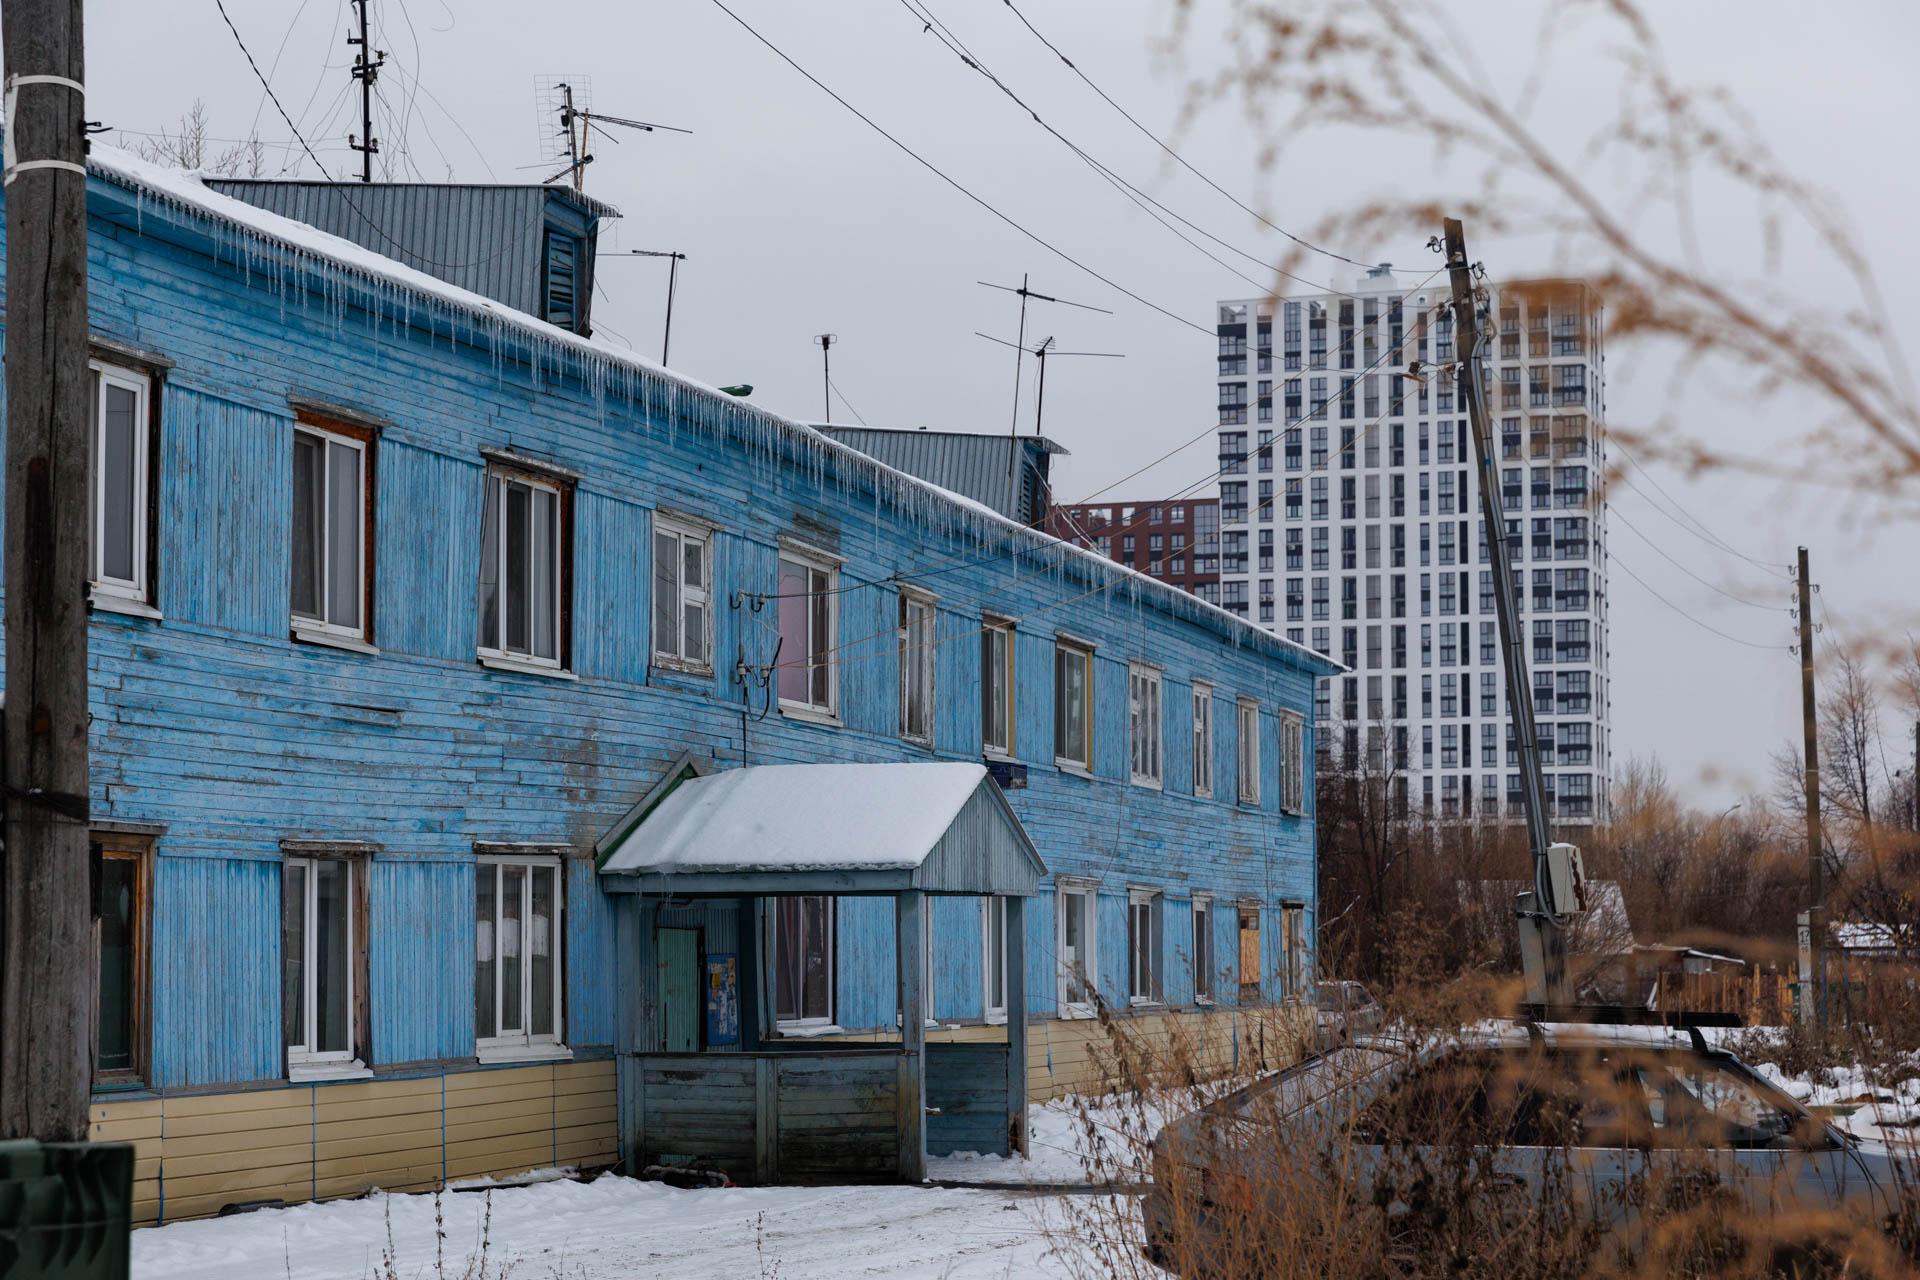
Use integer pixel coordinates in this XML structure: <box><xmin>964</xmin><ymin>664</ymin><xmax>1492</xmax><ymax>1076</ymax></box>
<box><xmin>347</xmin><ymin>0</ymin><xmax>386</xmax><ymax>181</ymax></box>
<box><xmin>536</xmin><ymin>76</ymin><xmax>690</xmax><ymax>194</ymax></box>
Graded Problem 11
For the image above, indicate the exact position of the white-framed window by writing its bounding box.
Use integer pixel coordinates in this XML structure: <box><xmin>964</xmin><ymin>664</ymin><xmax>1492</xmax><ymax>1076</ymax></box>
<box><xmin>898</xmin><ymin>588</ymin><xmax>936</xmax><ymax>744</ymax></box>
<box><xmin>982</xmin><ymin>897</ymin><xmax>1008</xmax><ymax>1024</ymax></box>
<box><xmin>1237</xmin><ymin>903</ymin><xmax>1262</xmax><ymax>1003</ymax></box>
<box><xmin>777</xmin><ymin>547</ymin><xmax>838</xmax><ymax>716</ymax></box>
<box><xmin>1128</xmin><ymin>664</ymin><xmax>1163</xmax><ymax>788</ymax></box>
<box><xmin>651</xmin><ymin>515</ymin><xmax>712</xmax><ymax>671</ymax></box>
<box><xmin>772</xmin><ymin>895</ymin><xmax>835</xmax><ymax>1028</ymax></box>
<box><xmin>475</xmin><ymin>855</ymin><xmax>565</xmax><ymax>1058</ymax></box>
<box><xmin>282</xmin><ymin>851</ymin><xmax>368</xmax><ymax>1078</ymax></box>
<box><xmin>1054</xmin><ymin>639</ymin><xmax>1094</xmax><ymax>772</ymax></box>
<box><xmin>1127</xmin><ymin>888</ymin><xmax>1163</xmax><ymax>1005</ymax></box>
<box><xmin>1279</xmin><ymin>711</ymin><xmax>1307</xmax><ymax>815</ymax></box>
<box><xmin>478</xmin><ymin>464</ymin><xmax>568</xmax><ymax>669</ymax></box>
<box><xmin>88</xmin><ymin>361</ymin><xmax>153</xmax><ymax>605</ymax></box>
<box><xmin>1237</xmin><ymin>698</ymin><xmax>1262</xmax><ymax>805</ymax></box>
<box><xmin>1056</xmin><ymin>883</ymin><xmax>1097</xmax><ymax>1018</ymax></box>
<box><xmin>1191</xmin><ymin>895</ymin><xmax>1214</xmax><ymax>1004</ymax></box>
<box><xmin>982</xmin><ymin>617</ymin><xmax>1016</xmax><ymax>757</ymax></box>
<box><xmin>1191</xmin><ymin>682</ymin><xmax>1214</xmax><ymax>798</ymax></box>
<box><xmin>1282</xmin><ymin>902</ymin><xmax>1309</xmax><ymax>998</ymax></box>
<box><xmin>292</xmin><ymin>420</ymin><xmax>371</xmax><ymax>642</ymax></box>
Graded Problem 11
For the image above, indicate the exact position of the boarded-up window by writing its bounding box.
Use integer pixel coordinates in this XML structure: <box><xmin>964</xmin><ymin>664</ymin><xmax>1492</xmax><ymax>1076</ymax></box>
<box><xmin>1238</xmin><ymin>906</ymin><xmax>1261</xmax><ymax>1003</ymax></box>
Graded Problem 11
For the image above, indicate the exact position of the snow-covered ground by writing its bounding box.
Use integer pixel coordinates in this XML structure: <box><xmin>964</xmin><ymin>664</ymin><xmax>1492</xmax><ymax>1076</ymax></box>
<box><xmin>133</xmin><ymin>1097</ymin><xmax>1152</xmax><ymax>1280</ymax></box>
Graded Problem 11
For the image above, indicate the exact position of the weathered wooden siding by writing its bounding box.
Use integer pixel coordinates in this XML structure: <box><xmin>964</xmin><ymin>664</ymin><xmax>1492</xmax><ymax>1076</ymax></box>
<box><xmin>371</xmin><ymin>858</ymin><xmax>474</xmax><ymax>1065</ymax></box>
<box><xmin>158</xmin><ymin>386</ymin><xmax>286</xmax><ymax>634</ymax></box>
<box><xmin>87</xmin><ymin>1058</ymin><xmax>615</xmax><ymax>1225</ymax></box>
<box><xmin>926</xmin><ymin>1042</ymin><xmax>1010</xmax><ymax>1157</ymax></box>
<box><xmin>150</xmin><ymin>855</ymin><xmax>282</xmax><ymax>1089</ymax></box>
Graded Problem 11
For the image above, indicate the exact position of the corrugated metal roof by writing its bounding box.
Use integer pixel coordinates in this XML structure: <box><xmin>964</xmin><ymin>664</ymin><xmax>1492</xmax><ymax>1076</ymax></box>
<box><xmin>816</xmin><ymin>427</ymin><xmax>1065</xmax><ymax>524</ymax></box>
<box><xmin>204</xmin><ymin>180</ymin><xmax>611</xmax><ymax>320</ymax></box>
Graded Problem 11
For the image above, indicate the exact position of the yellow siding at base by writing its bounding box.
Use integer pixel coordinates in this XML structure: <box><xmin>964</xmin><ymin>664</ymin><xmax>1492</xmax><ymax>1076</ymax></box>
<box><xmin>90</xmin><ymin>1058</ymin><xmax>617</xmax><ymax>1226</ymax></box>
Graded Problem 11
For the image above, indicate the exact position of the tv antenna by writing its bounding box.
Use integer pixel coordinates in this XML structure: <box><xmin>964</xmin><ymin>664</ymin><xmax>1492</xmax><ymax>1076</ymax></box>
<box><xmin>977</xmin><ymin>276</ymin><xmax>1112</xmax><ymax>479</ymax></box>
<box><xmin>973</xmin><ymin>332</ymin><xmax>1122</xmax><ymax>442</ymax></box>
<box><xmin>535</xmin><ymin>76</ymin><xmax>689</xmax><ymax>193</ymax></box>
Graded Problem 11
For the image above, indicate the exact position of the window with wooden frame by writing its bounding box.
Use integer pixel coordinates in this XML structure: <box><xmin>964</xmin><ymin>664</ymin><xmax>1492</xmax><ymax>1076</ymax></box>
<box><xmin>1237</xmin><ymin>904</ymin><xmax>1262</xmax><ymax>1004</ymax></box>
<box><xmin>1191</xmin><ymin>682</ymin><xmax>1215</xmax><ymax>798</ymax></box>
<box><xmin>651</xmin><ymin>514</ymin><xmax>712</xmax><ymax>672</ymax></box>
<box><xmin>292</xmin><ymin>417</ymin><xmax>374</xmax><ymax>644</ymax></box>
<box><xmin>1282</xmin><ymin>902</ymin><xmax>1309</xmax><ymax>998</ymax></box>
<box><xmin>1056</xmin><ymin>882</ymin><xmax>1097</xmax><ymax>1018</ymax></box>
<box><xmin>88</xmin><ymin>359</ymin><xmax>158</xmax><ymax>610</ymax></box>
<box><xmin>1128</xmin><ymin>664</ymin><xmax>1163</xmax><ymax>788</ymax></box>
<box><xmin>982</xmin><ymin>896</ymin><xmax>1008</xmax><ymax>1024</ymax></box>
<box><xmin>1053</xmin><ymin>639</ymin><xmax>1094</xmax><ymax>773</ymax></box>
<box><xmin>898</xmin><ymin>588</ymin><xmax>936</xmax><ymax>745</ymax></box>
<box><xmin>281</xmin><ymin>844</ymin><xmax>371</xmax><ymax>1080</ymax></box>
<box><xmin>92</xmin><ymin>832</ymin><xmax>152</xmax><ymax>1087</ymax></box>
<box><xmin>1190</xmin><ymin>895</ymin><xmax>1214</xmax><ymax>1005</ymax></box>
<box><xmin>1127</xmin><ymin>888</ymin><xmax>1163</xmax><ymax>1005</ymax></box>
<box><xmin>776</xmin><ymin>546</ymin><xmax>839</xmax><ymax>717</ymax></box>
<box><xmin>475</xmin><ymin>852</ymin><xmax>567</xmax><ymax>1060</ymax></box>
<box><xmin>1279</xmin><ymin>711</ymin><xmax>1307</xmax><ymax>815</ymax></box>
<box><xmin>981</xmin><ymin>617</ymin><xmax>1015</xmax><ymax>758</ymax></box>
<box><xmin>771</xmin><ymin>895</ymin><xmax>835</xmax><ymax>1029</ymax></box>
<box><xmin>478</xmin><ymin>459</ymin><xmax>572</xmax><ymax>672</ymax></box>
<box><xmin>1237</xmin><ymin>698</ymin><xmax>1262</xmax><ymax>805</ymax></box>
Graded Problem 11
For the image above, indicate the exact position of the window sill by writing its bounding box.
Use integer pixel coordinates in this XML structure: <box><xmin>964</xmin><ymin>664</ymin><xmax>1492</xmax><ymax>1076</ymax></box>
<box><xmin>982</xmin><ymin>747</ymin><xmax>1016</xmax><ymax>764</ymax></box>
<box><xmin>778</xmin><ymin>703</ymin><xmax>841</xmax><ymax>728</ymax></box>
<box><xmin>1130</xmin><ymin>775</ymin><xmax>1164</xmax><ymax>791</ymax></box>
<box><xmin>651</xmin><ymin>656</ymin><xmax>714</xmax><ymax>680</ymax></box>
<box><xmin>288</xmin><ymin>1059</ymin><xmax>373</xmax><ymax>1083</ymax></box>
<box><xmin>1129</xmin><ymin>998</ymin><xmax>1165</xmax><ymax>1010</ymax></box>
<box><xmin>90</xmin><ymin>593</ymin><xmax>161</xmax><ymax>621</ymax></box>
<box><xmin>1054</xmin><ymin>760</ymin><xmax>1095</xmax><ymax>781</ymax></box>
<box><xmin>773</xmin><ymin>1022</ymin><xmax>846</xmax><ymax>1039</ymax></box>
<box><xmin>293</xmin><ymin>626</ymin><xmax>378</xmax><ymax>655</ymax></box>
<box><xmin>476</xmin><ymin>1042</ymin><xmax>574</xmax><ymax>1065</ymax></box>
<box><xmin>1194</xmin><ymin>996</ymin><xmax>1216</xmax><ymax>1008</ymax></box>
<box><xmin>1058</xmin><ymin>1005</ymin><xmax>1097</xmax><ymax>1021</ymax></box>
<box><xmin>479</xmin><ymin>653</ymin><xmax>578</xmax><ymax>681</ymax></box>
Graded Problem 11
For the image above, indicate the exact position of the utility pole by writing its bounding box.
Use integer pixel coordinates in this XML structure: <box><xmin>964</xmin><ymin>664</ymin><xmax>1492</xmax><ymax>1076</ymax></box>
<box><xmin>1442</xmin><ymin>219</ymin><xmax>1568</xmax><ymax>1006</ymax></box>
<box><xmin>347</xmin><ymin>0</ymin><xmax>385</xmax><ymax>182</ymax></box>
<box><xmin>813</xmin><ymin>334</ymin><xmax>837</xmax><ymax>423</ymax></box>
<box><xmin>2</xmin><ymin>0</ymin><xmax>96</xmax><ymax>1141</ymax></box>
<box><xmin>1795</xmin><ymin>546</ymin><xmax>1825</xmax><ymax>1023</ymax></box>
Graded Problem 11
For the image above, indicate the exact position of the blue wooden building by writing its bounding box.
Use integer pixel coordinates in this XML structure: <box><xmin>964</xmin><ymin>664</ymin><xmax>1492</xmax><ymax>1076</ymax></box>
<box><xmin>3</xmin><ymin>146</ymin><xmax>1336</xmax><ymax>1222</ymax></box>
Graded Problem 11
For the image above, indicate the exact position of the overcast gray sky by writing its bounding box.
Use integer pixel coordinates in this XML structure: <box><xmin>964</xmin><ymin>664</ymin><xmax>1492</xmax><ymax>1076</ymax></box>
<box><xmin>79</xmin><ymin>0</ymin><xmax>1920</xmax><ymax>808</ymax></box>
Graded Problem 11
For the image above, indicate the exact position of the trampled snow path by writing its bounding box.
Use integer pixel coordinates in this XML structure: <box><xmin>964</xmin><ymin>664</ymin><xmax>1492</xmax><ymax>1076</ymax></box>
<box><xmin>133</xmin><ymin>1176</ymin><xmax>1105</xmax><ymax>1280</ymax></box>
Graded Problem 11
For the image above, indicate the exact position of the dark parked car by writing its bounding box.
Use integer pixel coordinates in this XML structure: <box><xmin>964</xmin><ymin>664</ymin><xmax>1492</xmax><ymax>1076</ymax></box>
<box><xmin>1143</xmin><ymin>1023</ymin><xmax>1904</xmax><ymax>1272</ymax></box>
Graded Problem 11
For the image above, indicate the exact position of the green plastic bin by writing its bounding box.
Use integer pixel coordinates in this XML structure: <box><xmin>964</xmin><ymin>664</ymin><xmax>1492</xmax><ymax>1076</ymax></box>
<box><xmin>0</xmin><ymin>1141</ymin><xmax>133</xmax><ymax>1280</ymax></box>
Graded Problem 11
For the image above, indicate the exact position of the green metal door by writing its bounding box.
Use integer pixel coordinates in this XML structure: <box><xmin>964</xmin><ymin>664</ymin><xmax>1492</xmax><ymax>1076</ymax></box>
<box><xmin>658</xmin><ymin>927</ymin><xmax>702</xmax><ymax>1052</ymax></box>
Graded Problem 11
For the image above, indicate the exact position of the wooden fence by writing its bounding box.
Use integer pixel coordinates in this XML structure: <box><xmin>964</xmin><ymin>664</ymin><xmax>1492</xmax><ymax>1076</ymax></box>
<box><xmin>1657</xmin><ymin>958</ymin><xmax>1918</xmax><ymax>1029</ymax></box>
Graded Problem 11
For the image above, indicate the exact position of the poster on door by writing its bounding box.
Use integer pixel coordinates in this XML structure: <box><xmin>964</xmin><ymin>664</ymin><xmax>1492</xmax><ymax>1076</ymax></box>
<box><xmin>705</xmin><ymin>953</ymin><xmax>740</xmax><ymax>1047</ymax></box>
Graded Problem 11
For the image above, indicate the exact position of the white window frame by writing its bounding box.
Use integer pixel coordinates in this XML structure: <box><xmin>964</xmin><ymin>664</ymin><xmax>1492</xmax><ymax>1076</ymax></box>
<box><xmin>771</xmin><ymin>894</ymin><xmax>838</xmax><ymax>1031</ymax></box>
<box><xmin>982</xmin><ymin>896</ymin><xmax>1008</xmax><ymax>1025</ymax></box>
<box><xmin>1191</xmin><ymin>894</ymin><xmax>1214</xmax><ymax>1004</ymax></box>
<box><xmin>981</xmin><ymin>617</ymin><xmax>1016</xmax><ymax>759</ymax></box>
<box><xmin>1191</xmin><ymin>682</ymin><xmax>1214</xmax><ymax>798</ymax></box>
<box><xmin>1280</xmin><ymin>711</ymin><xmax>1307</xmax><ymax>815</ymax></box>
<box><xmin>1055</xmin><ymin>882</ymin><xmax>1098</xmax><ymax>1019</ymax></box>
<box><xmin>1127</xmin><ymin>888</ymin><xmax>1163</xmax><ymax>1006</ymax></box>
<box><xmin>283</xmin><ymin>853</ymin><xmax>368</xmax><ymax>1081</ymax></box>
<box><xmin>1053</xmin><ymin>639</ymin><xmax>1095</xmax><ymax>774</ymax></box>
<box><xmin>88</xmin><ymin>360</ymin><xmax>153</xmax><ymax>606</ymax></box>
<box><xmin>291</xmin><ymin>423</ymin><xmax>370</xmax><ymax>643</ymax></box>
<box><xmin>1281</xmin><ymin>902</ymin><xmax>1309</xmax><ymax>999</ymax></box>
<box><xmin>1237</xmin><ymin>698</ymin><xmax>1262</xmax><ymax>806</ymax></box>
<box><xmin>898</xmin><ymin>587</ymin><xmax>936</xmax><ymax>745</ymax></box>
<box><xmin>776</xmin><ymin>545</ymin><xmax>840</xmax><ymax>720</ymax></box>
<box><xmin>478</xmin><ymin>465</ymin><xmax>567</xmax><ymax>672</ymax></box>
<box><xmin>475</xmin><ymin>854</ymin><xmax>568</xmax><ymax>1062</ymax></box>
<box><xmin>1128</xmin><ymin>664</ymin><xmax>1163</xmax><ymax>789</ymax></box>
<box><xmin>651</xmin><ymin>514</ymin><xmax>713</xmax><ymax>673</ymax></box>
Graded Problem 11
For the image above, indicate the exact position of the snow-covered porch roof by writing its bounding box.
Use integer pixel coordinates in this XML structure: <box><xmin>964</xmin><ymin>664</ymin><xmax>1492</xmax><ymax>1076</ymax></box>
<box><xmin>595</xmin><ymin>761</ymin><xmax>1045</xmax><ymax>897</ymax></box>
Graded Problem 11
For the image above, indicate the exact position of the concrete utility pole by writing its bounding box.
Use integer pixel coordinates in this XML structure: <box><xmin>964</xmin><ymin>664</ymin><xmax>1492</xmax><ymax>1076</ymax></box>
<box><xmin>1795</xmin><ymin>546</ymin><xmax>1825</xmax><ymax>1023</ymax></box>
<box><xmin>2</xmin><ymin>0</ymin><xmax>96</xmax><ymax>1141</ymax></box>
<box><xmin>1442</xmin><ymin>218</ymin><xmax>1569</xmax><ymax>1005</ymax></box>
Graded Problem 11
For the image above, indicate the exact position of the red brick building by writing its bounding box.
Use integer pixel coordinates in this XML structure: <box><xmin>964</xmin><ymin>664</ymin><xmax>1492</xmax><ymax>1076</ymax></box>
<box><xmin>1044</xmin><ymin>497</ymin><xmax>1220</xmax><ymax>601</ymax></box>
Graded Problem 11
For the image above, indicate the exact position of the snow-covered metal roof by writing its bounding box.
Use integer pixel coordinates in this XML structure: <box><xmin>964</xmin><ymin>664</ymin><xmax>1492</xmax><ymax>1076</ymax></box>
<box><xmin>596</xmin><ymin>763</ymin><xmax>1045</xmax><ymax>896</ymax></box>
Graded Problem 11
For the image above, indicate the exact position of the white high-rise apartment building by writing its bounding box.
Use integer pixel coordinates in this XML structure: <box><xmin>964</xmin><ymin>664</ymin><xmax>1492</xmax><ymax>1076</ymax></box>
<box><xmin>1214</xmin><ymin>267</ymin><xmax>1610</xmax><ymax>823</ymax></box>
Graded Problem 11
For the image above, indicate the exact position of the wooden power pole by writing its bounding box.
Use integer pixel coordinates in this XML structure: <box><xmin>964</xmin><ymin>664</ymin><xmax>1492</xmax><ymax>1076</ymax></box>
<box><xmin>2</xmin><ymin>0</ymin><xmax>96</xmax><ymax>1141</ymax></box>
<box><xmin>1795</xmin><ymin>546</ymin><xmax>1824</xmax><ymax>1024</ymax></box>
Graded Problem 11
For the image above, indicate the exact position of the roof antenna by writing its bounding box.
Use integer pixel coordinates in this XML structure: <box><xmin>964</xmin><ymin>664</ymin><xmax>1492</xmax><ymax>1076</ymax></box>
<box><xmin>535</xmin><ymin>76</ymin><xmax>690</xmax><ymax>194</ymax></box>
<box><xmin>976</xmin><ymin>276</ymin><xmax>1111</xmax><ymax>481</ymax></box>
<box><xmin>347</xmin><ymin>0</ymin><xmax>386</xmax><ymax>182</ymax></box>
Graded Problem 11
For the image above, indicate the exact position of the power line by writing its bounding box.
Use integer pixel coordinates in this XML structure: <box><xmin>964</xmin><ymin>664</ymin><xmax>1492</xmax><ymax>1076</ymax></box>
<box><xmin>827</xmin><ymin>375</ymin><xmax>869</xmax><ymax>426</ymax></box>
<box><xmin>1609</xmin><ymin>504</ymin><xmax>1784</xmax><ymax>611</ymax></box>
<box><xmin>1607</xmin><ymin>546</ymin><xmax>1784</xmax><ymax>651</ymax></box>
<box><xmin>1609</xmin><ymin>435</ymin><xmax>1785</xmax><ymax>576</ymax></box>
<box><xmin>700</xmin><ymin>0</ymin><xmax>1212</xmax><ymax>336</ymax></box>
<box><xmin>997</xmin><ymin>0</ymin><xmax>1380</xmax><ymax>274</ymax></box>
